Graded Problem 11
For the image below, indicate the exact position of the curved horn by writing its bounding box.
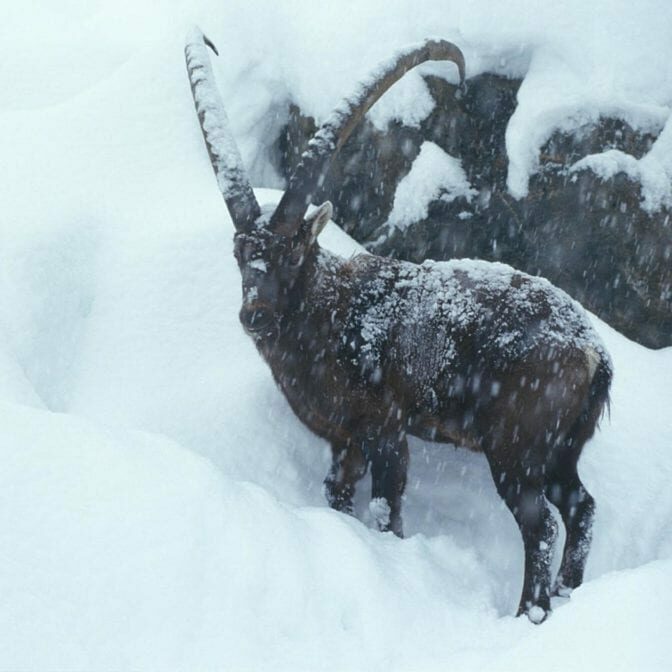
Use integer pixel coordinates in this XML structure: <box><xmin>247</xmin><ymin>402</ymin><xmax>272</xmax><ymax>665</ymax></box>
<box><xmin>270</xmin><ymin>39</ymin><xmax>465</xmax><ymax>235</ymax></box>
<box><xmin>185</xmin><ymin>27</ymin><xmax>261</xmax><ymax>232</ymax></box>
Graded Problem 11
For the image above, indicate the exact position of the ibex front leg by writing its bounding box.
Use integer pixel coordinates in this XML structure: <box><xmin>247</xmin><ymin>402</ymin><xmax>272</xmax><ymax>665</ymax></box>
<box><xmin>368</xmin><ymin>434</ymin><xmax>409</xmax><ymax>538</ymax></box>
<box><xmin>323</xmin><ymin>439</ymin><xmax>368</xmax><ymax>515</ymax></box>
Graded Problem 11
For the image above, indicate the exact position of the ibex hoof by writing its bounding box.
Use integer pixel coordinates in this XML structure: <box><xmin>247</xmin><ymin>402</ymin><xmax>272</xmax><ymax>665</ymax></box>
<box><xmin>517</xmin><ymin>604</ymin><xmax>550</xmax><ymax>624</ymax></box>
<box><xmin>528</xmin><ymin>605</ymin><xmax>549</xmax><ymax>624</ymax></box>
<box><xmin>322</xmin><ymin>481</ymin><xmax>355</xmax><ymax>515</ymax></box>
<box><xmin>369</xmin><ymin>497</ymin><xmax>391</xmax><ymax>528</ymax></box>
<box><xmin>369</xmin><ymin>498</ymin><xmax>404</xmax><ymax>537</ymax></box>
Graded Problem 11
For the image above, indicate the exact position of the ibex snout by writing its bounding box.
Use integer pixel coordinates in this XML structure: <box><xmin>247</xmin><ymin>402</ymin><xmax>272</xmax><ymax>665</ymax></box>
<box><xmin>239</xmin><ymin>302</ymin><xmax>275</xmax><ymax>334</ymax></box>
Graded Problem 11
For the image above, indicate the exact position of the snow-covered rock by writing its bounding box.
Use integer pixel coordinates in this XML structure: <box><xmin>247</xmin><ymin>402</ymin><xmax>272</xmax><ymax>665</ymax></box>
<box><xmin>385</xmin><ymin>141</ymin><xmax>477</xmax><ymax>234</ymax></box>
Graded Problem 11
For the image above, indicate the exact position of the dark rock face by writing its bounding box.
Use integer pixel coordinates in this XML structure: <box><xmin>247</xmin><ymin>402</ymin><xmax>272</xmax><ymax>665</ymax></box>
<box><xmin>278</xmin><ymin>103</ymin><xmax>423</xmax><ymax>241</ymax></box>
<box><xmin>274</xmin><ymin>75</ymin><xmax>672</xmax><ymax>349</ymax></box>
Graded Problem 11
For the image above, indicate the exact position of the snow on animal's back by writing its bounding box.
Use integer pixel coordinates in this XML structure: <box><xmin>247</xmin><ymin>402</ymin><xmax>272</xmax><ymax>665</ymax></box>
<box><xmin>336</xmin><ymin>252</ymin><xmax>610</xmax><ymax>376</ymax></box>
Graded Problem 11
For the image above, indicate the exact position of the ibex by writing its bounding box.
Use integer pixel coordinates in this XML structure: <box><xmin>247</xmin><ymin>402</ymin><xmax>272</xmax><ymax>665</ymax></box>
<box><xmin>185</xmin><ymin>29</ymin><xmax>612</xmax><ymax>623</ymax></box>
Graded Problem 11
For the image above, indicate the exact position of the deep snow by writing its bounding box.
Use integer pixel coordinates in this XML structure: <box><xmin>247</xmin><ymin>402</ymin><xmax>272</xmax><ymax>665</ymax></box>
<box><xmin>0</xmin><ymin>1</ymin><xmax>671</xmax><ymax>670</ymax></box>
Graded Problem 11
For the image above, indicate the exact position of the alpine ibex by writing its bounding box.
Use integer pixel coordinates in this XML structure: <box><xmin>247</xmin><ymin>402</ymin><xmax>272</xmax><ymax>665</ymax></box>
<box><xmin>185</xmin><ymin>29</ymin><xmax>612</xmax><ymax>623</ymax></box>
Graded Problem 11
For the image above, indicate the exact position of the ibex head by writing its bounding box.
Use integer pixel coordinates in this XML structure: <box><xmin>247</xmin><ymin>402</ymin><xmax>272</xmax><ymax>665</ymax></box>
<box><xmin>232</xmin><ymin>201</ymin><xmax>332</xmax><ymax>337</ymax></box>
<box><xmin>185</xmin><ymin>27</ymin><xmax>464</xmax><ymax>340</ymax></box>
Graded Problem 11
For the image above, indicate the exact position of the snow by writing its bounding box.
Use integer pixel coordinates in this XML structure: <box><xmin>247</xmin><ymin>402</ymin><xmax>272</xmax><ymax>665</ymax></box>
<box><xmin>385</xmin><ymin>142</ymin><xmax>477</xmax><ymax>233</ymax></box>
<box><xmin>369</xmin><ymin>497</ymin><xmax>392</xmax><ymax>529</ymax></box>
<box><xmin>0</xmin><ymin>1</ymin><xmax>671</xmax><ymax>670</ymax></box>
<box><xmin>367</xmin><ymin>72</ymin><xmax>437</xmax><ymax>131</ymax></box>
<box><xmin>248</xmin><ymin>258</ymin><xmax>268</xmax><ymax>273</ymax></box>
<box><xmin>570</xmin><ymin>113</ymin><xmax>672</xmax><ymax>211</ymax></box>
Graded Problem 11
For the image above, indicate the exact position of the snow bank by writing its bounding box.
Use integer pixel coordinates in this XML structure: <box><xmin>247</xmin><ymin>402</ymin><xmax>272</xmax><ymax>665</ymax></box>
<box><xmin>0</xmin><ymin>1</ymin><xmax>670</xmax><ymax>669</ymax></box>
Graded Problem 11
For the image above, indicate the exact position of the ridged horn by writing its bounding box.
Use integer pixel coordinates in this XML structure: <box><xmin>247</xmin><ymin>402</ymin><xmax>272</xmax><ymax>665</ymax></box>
<box><xmin>269</xmin><ymin>39</ymin><xmax>465</xmax><ymax>236</ymax></box>
<box><xmin>185</xmin><ymin>27</ymin><xmax>261</xmax><ymax>232</ymax></box>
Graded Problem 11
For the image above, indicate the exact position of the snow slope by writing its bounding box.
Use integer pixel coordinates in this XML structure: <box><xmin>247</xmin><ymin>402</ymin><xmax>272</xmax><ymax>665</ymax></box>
<box><xmin>0</xmin><ymin>2</ymin><xmax>671</xmax><ymax>670</ymax></box>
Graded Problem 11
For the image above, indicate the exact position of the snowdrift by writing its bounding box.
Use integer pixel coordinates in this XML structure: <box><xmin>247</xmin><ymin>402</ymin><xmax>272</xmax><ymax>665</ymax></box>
<box><xmin>0</xmin><ymin>2</ymin><xmax>670</xmax><ymax>670</ymax></box>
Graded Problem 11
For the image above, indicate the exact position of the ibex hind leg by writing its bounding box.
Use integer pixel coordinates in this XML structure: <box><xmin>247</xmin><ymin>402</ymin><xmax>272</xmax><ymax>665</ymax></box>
<box><xmin>488</xmin><ymin>458</ymin><xmax>558</xmax><ymax>623</ymax></box>
<box><xmin>323</xmin><ymin>440</ymin><xmax>368</xmax><ymax>515</ymax></box>
<box><xmin>545</xmin><ymin>437</ymin><xmax>596</xmax><ymax>596</ymax></box>
<box><xmin>545</xmin><ymin>464</ymin><xmax>595</xmax><ymax>596</ymax></box>
<box><xmin>369</xmin><ymin>435</ymin><xmax>409</xmax><ymax>538</ymax></box>
<box><xmin>545</xmin><ymin>369</ymin><xmax>606</xmax><ymax>597</ymax></box>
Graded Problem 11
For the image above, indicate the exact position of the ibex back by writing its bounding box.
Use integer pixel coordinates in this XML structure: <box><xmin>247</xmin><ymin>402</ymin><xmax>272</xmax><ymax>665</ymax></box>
<box><xmin>185</xmin><ymin>29</ymin><xmax>612</xmax><ymax>623</ymax></box>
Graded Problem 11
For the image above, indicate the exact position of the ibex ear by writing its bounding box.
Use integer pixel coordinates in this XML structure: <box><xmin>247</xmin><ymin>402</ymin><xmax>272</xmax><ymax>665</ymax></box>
<box><xmin>289</xmin><ymin>201</ymin><xmax>333</xmax><ymax>268</ymax></box>
<box><xmin>303</xmin><ymin>201</ymin><xmax>333</xmax><ymax>246</ymax></box>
